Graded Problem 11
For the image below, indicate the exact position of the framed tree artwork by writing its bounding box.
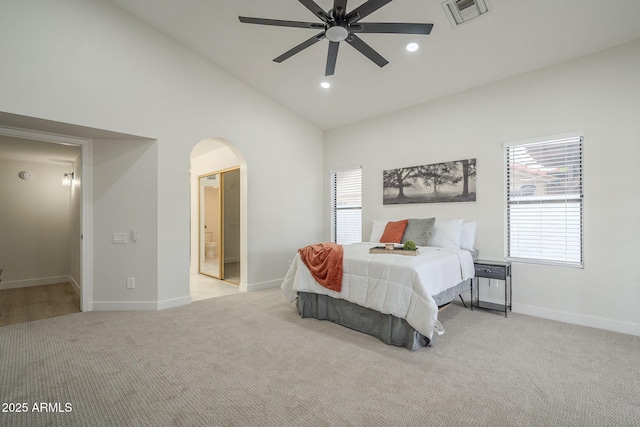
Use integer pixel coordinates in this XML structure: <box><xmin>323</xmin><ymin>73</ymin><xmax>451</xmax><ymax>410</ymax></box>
<box><xmin>383</xmin><ymin>158</ymin><xmax>476</xmax><ymax>205</ymax></box>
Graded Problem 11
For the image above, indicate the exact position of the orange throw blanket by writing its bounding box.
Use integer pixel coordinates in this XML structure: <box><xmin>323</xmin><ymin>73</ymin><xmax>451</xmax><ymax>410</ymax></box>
<box><xmin>298</xmin><ymin>243</ymin><xmax>344</xmax><ymax>292</ymax></box>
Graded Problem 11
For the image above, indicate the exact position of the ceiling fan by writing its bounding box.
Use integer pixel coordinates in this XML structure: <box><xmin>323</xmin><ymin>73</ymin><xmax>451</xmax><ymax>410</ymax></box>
<box><xmin>239</xmin><ymin>0</ymin><xmax>434</xmax><ymax>76</ymax></box>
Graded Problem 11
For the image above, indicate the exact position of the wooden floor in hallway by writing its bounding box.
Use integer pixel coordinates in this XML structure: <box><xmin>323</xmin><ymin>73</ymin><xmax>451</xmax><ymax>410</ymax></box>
<box><xmin>0</xmin><ymin>282</ymin><xmax>80</xmax><ymax>327</ymax></box>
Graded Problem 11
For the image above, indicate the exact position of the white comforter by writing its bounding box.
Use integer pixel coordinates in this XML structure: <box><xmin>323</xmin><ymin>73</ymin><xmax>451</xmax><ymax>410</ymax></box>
<box><xmin>281</xmin><ymin>242</ymin><xmax>475</xmax><ymax>340</ymax></box>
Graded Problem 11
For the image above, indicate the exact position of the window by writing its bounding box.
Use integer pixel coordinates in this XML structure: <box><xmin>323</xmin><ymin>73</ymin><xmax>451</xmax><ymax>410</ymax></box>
<box><xmin>332</xmin><ymin>168</ymin><xmax>362</xmax><ymax>245</ymax></box>
<box><xmin>505</xmin><ymin>135</ymin><xmax>583</xmax><ymax>267</ymax></box>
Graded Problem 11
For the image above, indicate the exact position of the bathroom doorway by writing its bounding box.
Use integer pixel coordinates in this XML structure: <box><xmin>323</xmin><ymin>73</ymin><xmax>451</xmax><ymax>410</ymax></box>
<box><xmin>190</xmin><ymin>137</ymin><xmax>246</xmax><ymax>299</ymax></box>
<box><xmin>198</xmin><ymin>167</ymin><xmax>240</xmax><ymax>283</ymax></box>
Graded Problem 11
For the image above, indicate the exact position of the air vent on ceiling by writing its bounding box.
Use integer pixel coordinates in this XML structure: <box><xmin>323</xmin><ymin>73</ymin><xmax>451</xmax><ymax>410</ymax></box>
<box><xmin>442</xmin><ymin>0</ymin><xmax>489</xmax><ymax>27</ymax></box>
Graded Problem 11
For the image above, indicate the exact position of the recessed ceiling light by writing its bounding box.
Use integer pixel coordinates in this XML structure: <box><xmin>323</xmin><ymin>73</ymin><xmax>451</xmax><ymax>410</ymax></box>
<box><xmin>406</xmin><ymin>43</ymin><xmax>419</xmax><ymax>52</ymax></box>
<box><xmin>320</xmin><ymin>82</ymin><xmax>331</xmax><ymax>89</ymax></box>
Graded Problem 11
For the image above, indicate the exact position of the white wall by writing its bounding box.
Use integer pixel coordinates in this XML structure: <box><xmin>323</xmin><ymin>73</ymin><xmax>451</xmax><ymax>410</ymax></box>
<box><xmin>92</xmin><ymin>138</ymin><xmax>159</xmax><ymax>309</ymax></box>
<box><xmin>0</xmin><ymin>0</ymin><xmax>324</xmax><ymax>308</ymax></box>
<box><xmin>0</xmin><ymin>158</ymin><xmax>72</xmax><ymax>288</ymax></box>
<box><xmin>324</xmin><ymin>40</ymin><xmax>640</xmax><ymax>336</ymax></box>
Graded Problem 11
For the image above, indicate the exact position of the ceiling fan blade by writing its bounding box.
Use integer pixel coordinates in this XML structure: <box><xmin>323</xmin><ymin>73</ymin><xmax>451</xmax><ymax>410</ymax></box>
<box><xmin>273</xmin><ymin>32</ymin><xmax>326</xmax><ymax>63</ymax></box>
<box><xmin>358</xmin><ymin>22</ymin><xmax>434</xmax><ymax>34</ymax></box>
<box><xmin>332</xmin><ymin>0</ymin><xmax>348</xmax><ymax>20</ymax></box>
<box><xmin>325</xmin><ymin>41</ymin><xmax>340</xmax><ymax>76</ymax></box>
<box><xmin>346</xmin><ymin>0</ymin><xmax>393</xmax><ymax>24</ymax></box>
<box><xmin>345</xmin><ymin>34</ymin><xmax>389</xmax><ymax>68</ymax></box>
<box><xmin>239</xmin><ymin>16</ymin><xmax>324</xmax><ymax>29</ymax></box>
<box><xmin>298</xmin><ymin>0</ymin><xmax>331</xmax><ymax>22</ymax></box>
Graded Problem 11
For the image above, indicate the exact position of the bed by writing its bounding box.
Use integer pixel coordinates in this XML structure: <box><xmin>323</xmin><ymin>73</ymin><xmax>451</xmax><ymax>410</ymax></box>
<box><xmin>281</xmin><ymin>218</ymin><xmax>477</xmax><ymax>350</ymax></box>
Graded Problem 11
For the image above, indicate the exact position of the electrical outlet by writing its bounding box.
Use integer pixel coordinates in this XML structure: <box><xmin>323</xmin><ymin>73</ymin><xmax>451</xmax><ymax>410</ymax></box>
<box><xmin>126</xmin><ymin>277</ymin><xmax>135</xmax><ymax>289</ymax></box>
<box><xmin>489</xmin><ymin>279</ymin><xmax>499</xmax><ymax>288</ymax></box>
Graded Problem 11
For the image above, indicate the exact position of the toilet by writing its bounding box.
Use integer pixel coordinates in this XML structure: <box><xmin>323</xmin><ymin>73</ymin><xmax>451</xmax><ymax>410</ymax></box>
<box><xmin>205</xmin><ymin>242</ymin><xmax>218</xmax><ymax>259</ymax></box>
<box><xmin>204</xmin><ymin>231</ymin><xmax>217</xmax><ymax>259</ymax></box>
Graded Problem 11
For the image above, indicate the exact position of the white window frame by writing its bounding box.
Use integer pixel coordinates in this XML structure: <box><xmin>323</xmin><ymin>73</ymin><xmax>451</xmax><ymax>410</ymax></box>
<box><xmin>504</xmin><ymin>133</ymin><xmax>583</xmax><ymax>268</ymax></box>
<box><xmin>331</xmin><ymin>167</ymin><xmax>362</xmax><ymax>245</ymax></box>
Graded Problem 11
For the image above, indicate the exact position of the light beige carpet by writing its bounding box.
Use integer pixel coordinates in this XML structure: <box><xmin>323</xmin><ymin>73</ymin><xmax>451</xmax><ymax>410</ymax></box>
<box><xmin>1</xmin><ymin>287</ymin><xmax>639</xmax><ymax>426</ymax></box>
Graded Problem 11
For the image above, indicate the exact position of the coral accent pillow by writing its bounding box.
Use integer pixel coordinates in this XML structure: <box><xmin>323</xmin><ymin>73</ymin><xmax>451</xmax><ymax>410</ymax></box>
<box><xmin>380</xmin><ymin>219</ymin><xmax>408</xmax><ymax>243</ymax></box>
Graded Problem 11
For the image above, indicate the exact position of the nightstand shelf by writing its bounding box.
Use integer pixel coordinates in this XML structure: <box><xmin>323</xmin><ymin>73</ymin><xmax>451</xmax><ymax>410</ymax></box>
<box><xmin>470</xmin><ymin>260</ymin><xmax>512</xmax><ymax>317</ymax></box>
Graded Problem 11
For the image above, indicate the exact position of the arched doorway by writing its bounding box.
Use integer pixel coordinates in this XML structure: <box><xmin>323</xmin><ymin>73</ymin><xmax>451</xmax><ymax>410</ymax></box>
<box><xmin>189</xmin><ymin>138</ymin><xmax>247</xmax><ymax>300</ymax></box>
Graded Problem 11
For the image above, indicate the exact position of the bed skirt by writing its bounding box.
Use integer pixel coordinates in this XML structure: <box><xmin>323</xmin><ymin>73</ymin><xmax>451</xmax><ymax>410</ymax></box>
<box><xmin>297</xmin><ymin>292</ymin><xmax>431</xmax><ymax>350</ymax></box>
<box><xmin>296</xmin><ymin>279</ymin><xmax>471</xmax><ymax>350</ymax></box>
<box><xmin>432</xmin><ymin>278</ymin><xmax>470</xmax><ymax>306</ymax></box>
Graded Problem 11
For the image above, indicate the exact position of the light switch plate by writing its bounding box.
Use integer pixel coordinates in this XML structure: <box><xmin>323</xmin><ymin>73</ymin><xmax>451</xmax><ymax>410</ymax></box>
<box><xmin>112</xmin><ymin>232</ymin><xmax>128</xmax><ymax>244</ymax></box>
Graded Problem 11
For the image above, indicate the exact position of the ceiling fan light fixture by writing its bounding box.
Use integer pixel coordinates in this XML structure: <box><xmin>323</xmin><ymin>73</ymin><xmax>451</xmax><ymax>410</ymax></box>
<box><xmin>326</xmin><ymin>24</ymin><xmax>349</xmax><ymax>42</ymax></box>
<box><xmin>406</xmin><ymin>42</ymin><xmax>419</xmax><ymax>52</ymax></box>
<box><xmin>320</xmin><ymin>81</ymin><xmax>331</xmax><ymax>89</ymax></box>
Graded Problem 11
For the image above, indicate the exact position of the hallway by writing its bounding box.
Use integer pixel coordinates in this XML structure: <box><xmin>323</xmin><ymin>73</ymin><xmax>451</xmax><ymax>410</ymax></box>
<box><xmin>190</xmin><ymin>273</ymin><xmax>239</xmax><ymax>302</ymax></box>
<box><xmin>0</xmin><ymin>283</ymin><xmax>80</xmax><ymax>326</ymax></box>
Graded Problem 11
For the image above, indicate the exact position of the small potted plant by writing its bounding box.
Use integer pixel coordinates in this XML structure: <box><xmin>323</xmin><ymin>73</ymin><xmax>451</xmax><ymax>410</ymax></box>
<box><xmin>403</xmin><ymin>240</ymin><xmax>416</xmax><ymax>251</ymax></box>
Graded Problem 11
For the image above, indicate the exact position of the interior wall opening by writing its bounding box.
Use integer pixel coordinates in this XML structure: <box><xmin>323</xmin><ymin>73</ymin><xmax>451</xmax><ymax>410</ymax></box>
<box><xmin>1</xmin><ymin>111</ymin><xmax>159</xmax><ymax>315</ymax></box>
<box><xmin>0</xmin><ymin>131</ymin><xmax>83</xmax><ymax>325</ymax></box>
<box><xmin>189</xmin><ymin>138</ymin><xmax>246</xmax><ymax>301</ymax></box>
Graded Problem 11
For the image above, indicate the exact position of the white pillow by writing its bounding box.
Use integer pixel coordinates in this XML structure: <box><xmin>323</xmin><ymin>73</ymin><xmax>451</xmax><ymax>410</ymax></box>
<box><xmin>460</xmin><ymin>221</ymin><xmax>477</xmax><ymax>250</ymax></box>
<box><xmin>430</xmin><ymin>219</ymin><xmax>464</xmax><ymax>249</ymax></box>
<box><xmin>369</xmin><ymin>219</ymin><xmax>387</xmax><ymax>243</ymax></box>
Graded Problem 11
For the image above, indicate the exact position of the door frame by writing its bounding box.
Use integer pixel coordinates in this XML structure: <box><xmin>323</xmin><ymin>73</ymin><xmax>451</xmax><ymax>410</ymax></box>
<box><xmin>0</xmin><ymin>126</ymin><xmax>93</xmax><ymax>311</ymax></box>
<box><xmin>198</xmin><ymin>170</ymin><xmax>223</xmax><ymax>280</ymax></box>
<box><xmin>198</xmin><ymin>166</ymin><xmax>240</xmax><ymax>283</ymax></box>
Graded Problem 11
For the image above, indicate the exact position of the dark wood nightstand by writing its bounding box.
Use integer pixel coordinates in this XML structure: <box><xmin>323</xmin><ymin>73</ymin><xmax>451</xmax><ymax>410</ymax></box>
<box><xmin>470</xmin><ymin>260</ymin><xmax>512</xmax><ymax>317</ymax></box>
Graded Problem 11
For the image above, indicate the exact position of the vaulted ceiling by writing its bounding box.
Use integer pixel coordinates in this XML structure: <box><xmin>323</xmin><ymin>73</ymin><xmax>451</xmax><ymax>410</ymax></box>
<box><xmin>108</xmin><ymin>0</ymin><xmax>640</xmax><ymax>130</ymax></box>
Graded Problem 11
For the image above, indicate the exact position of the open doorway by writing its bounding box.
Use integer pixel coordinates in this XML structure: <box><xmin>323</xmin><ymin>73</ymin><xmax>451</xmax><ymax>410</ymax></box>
<box><xmin>198</xmin><ymin>167</ymin><xmax>240</xmax><ymax>283</ymax></box>
<box><xmin>190</xmin><ymin>138</ymin><xmax>245</xmax><ymax>301</ymax></box>
<box><xmin>0</xmin><ymin>132</ymin><xmax>83</xmax><ymax>325</ymax></box>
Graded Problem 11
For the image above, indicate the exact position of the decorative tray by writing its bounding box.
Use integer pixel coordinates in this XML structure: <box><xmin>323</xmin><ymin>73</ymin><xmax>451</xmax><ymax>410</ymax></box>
<box><xmin>369</xmin><ymin>246</ymin><xmax>417</xmax><ymax>256</ymax></box>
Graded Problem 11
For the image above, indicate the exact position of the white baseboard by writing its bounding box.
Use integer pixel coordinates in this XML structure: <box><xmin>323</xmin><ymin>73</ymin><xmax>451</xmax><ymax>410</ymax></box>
<box><xmin>514</xmin><ymin>303</ymin><xmax>640</xmax><ymax>337</ymax></box>
<box><xmin>157</xmin><ymin>295</ymin><xmax>192</xmax><ymax>310</ymax></box>
<box><xmin>244</xmin><ymin>278</ymin><xmax>281</xmax><ymax>292</ymax></box>
<box><xmin>92</xmin><ymin>295</ymin><xmax>192</xmax><ymax>311</ymax></box>
<box><xmin>69</xmin><ymin>276</ymin><xmax>81</xmax><ymax>296</ymax></box>
<box><xmin>0</xmin><ymin>275</ymin><xmax>72</xmax><ymax>291</ymax></box>
<box><xmin>92</xmin><ymin>301</ymin><xmax>159</xmax><ymax>311</ymax></box>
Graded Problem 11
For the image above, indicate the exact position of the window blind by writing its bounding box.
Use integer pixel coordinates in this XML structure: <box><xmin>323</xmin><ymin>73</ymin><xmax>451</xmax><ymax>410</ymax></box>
<box><xmin>332</xmin><ymin>168</ymin><xmax>362</xmax><ymax>245</ymax></box>
<box><xmin>505</xmin><ymin>136</ymin><xmax>583</xmax><ymax>267</ymax></box>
